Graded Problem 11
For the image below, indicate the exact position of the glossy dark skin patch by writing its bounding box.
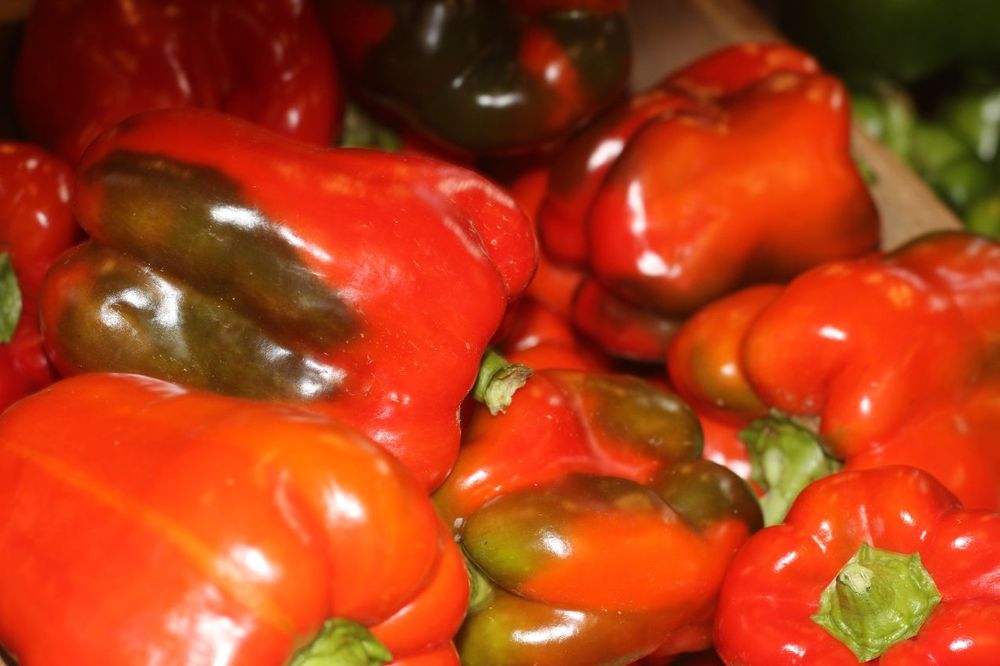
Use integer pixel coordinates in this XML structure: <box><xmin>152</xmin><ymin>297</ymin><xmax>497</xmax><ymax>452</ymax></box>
<box><xmin>53</xmin><ymin>150</ymin><xmax>357</xmax><ymax>400</ymax></box>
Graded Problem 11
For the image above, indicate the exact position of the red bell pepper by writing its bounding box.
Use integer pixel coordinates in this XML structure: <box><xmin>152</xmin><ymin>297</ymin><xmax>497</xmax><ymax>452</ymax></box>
<box><xmin>494</xmin><ymin>295</ymin><xmax>609</xmax><ymax>373</ymax></box>
<box><xmin>0</xmin><ymin>142</ymin><xmax>78</xmax><ymax>410</ymax></box>
<box><xmin>0</xmin><ymin>372</ymin><xmax>467</xmax><ymax>665</ymax></box>
<box><xmin>507</xmin><ymin>168</ymin><xmax>586</xmax><ymax>319</ymax></box>
<box><xmin>536</xmin><ymin>42</ymin><xmax>880</xmax><ymax>361</ymax></box>
<box><xmin>435</xmin><ymin>358</ymin><xmax>761</xmax><ymax>664</ymax></box>
<box><xmin>715</xmin><ymin>466</ymin><xmax>1000</xmax><ymax>663</ymax></box>
<box><xmin>495</xmin><ymin>282</ymin><xmax>752</xmax><ymax>483</ymax></box>
<box><xmin>15</xmin><ymin>0</ymin><xmax>342</xmax><ymax>163</ymax></box>
<box><xmin>316</xmin><ymin>0</ymin><xmax>631</xmax><ymax>156</ymax></box>
<box><xmin>38</xmin><ymin>108</ymin><xmax>538</xmax><ymax>490</ymax></box>
<box><xmin>667</xmin><ymin>231</ymin><xmax>1000</xmax><ymax>523</ymax></box>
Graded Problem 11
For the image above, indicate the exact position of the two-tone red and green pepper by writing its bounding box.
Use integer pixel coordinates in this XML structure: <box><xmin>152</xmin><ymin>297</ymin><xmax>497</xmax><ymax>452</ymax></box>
<box><xmin>39</xmin><ymin>108</ymin><xmax>538</xmax><ymax>490</ymax></box>
<box><xmin>435</xmin><ymin>359</ymin><xmax>761</xmax><ymax>665</ymax></box>
<box><xmin>318</xmin><ymin>0</ymin><xmax>631</xmax><ymax>156</ymax></box>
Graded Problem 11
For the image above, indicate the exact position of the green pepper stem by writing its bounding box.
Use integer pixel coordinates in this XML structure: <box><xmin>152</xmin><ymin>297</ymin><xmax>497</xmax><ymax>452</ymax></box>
<box><xmin>464</xmin><ymin>553</ymin><xmax>496</xmax><ymax>615</ymax></box>
<box><xmin>338</xmin><ymin>103</ymin><xmax>402</xmax><ymax>152</ymax></box>
<box><xmin>738</xmin><ymin>411</ymin><xmax>842</xmax><ymax>526</ymax></box>
<box><xmin>286</xmin><ymin>619</ymin><xmax>392</xmax><ymax>666</ymax></box>
<box><xmin>812</xmin><ymin>543</ymin><xmax>941</xmax><ymax>661</ymax></box>
<box><xmin>473</xmin><ymin>350</ymin><xmax>532</xmax><ymax>416</ymax></box>
<box><xmin>0</xmin><ymin>252</ymin><xmax>22</xmax><ymax>344</ymax></box>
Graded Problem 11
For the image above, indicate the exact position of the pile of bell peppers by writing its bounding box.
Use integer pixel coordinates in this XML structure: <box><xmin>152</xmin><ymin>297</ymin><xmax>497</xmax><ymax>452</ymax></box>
<box><xmin>0</xmin><ymin>1</ymin><xmax>999</xmax><ymax>664</ymax></box>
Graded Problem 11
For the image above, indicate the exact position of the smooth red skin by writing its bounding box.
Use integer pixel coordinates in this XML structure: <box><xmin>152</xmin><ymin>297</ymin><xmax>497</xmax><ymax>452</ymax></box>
<box><xmin>497</xmin><ymin>294</ymin><xmax>752</xmax><ymax>486</ymax></box>
<box><xmin>438</xmin><ymin>369</ymin><xmax>752</xmax><ymax>658</ymax></box>
<box><xmin>698</xmin><ymin>412</ymin><xmax>753</xmax><ymax>486</ymax></box>
<box><xmin>0</xmin><ymin>143</ymin><xmax>78</xmax><ymax>409</ymax></box>
<box><xmin>539</xmin><ymin>88</ymin><xmax>693</xmax><ymax>264</ymax></box>
<box><xmin>715</xmin><ymin>466</ymin><xmax>1000</xmax><ymax>665</ymax></box>
<box><xmin>49</xmin><ymin>108</ymin><xmax>537</xmax><ymax>491</ymax></box>
<box><xmin>889</xmin><ymin>231</ymin><xmax>1000</xmax><ymax>353</ymax></box>
<box><xmin>848</xmin><ymin>380</ymin><xmax>1000</xmax><ymax>511</ymax></box>
<box><xmin>15</xmin><ymin>0</ymin><xmax>341</xmax><ymax>163</ymax></box>
<box><xmin>539</xmin><ymin>42</ymin><xmax>844</xmax><ymax>268</ymax></box>
<box><xmin>0</xmin><ymin>373</ymin><xmax>467</xmax><ymax>666</ymax></box>
<box><xmin>571</xmin><ymin>278</ymin><xmax>681</xmax><ymax>361</ymax></box>
<box><xmin>667</xmin><ymin>284</ymin><xmax>779</xmax><ymax>422</ymax></box>
<box><xmin>588</xmin><ymin>71</ymin><xmax>877</xmax><ymax>317</ymax></box>
<box><xmin>667</xmin><ymin>232</ymin><xmax>1000</xmax><ymax>510</ymax></box>
<box><xmin>667</xmin><ymin>42</ymin><xmax>819</xmax><ymax>100</ymax></box>
<box><xmin>508</xmin><ymin>168</ymin><xmax>585</xmax><ymax>319</ymax></box>
<box><xmin>537</xmin><ymin>43</ymin><xmax>877</xmax><ymax>362</ymax></box>
<box><xmin>742</xmin><ymin>237</ymin><xmax>995</xmax><ymax>457</ymax></box>
<box><xmin>439</xmin><ymin>372</ymin><xmax>618</xmax><ymax>526</ymax></box>
<box><xmin>497</xmin><ymin>296</ymin><xmax>610</xmax><ymax>373</ymax></box>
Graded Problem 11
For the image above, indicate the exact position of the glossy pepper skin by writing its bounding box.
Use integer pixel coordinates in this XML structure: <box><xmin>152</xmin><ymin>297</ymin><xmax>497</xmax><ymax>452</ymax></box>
<box><xmin>495</xmin><ymin>285</ymin><xmax>752</xmax><ymax>483</ymax></box>
<box><xmin>435</xmin><ymin>367</ymin><xmax>762</xmax><ymax>665</ymax></box>
<box><xmin>316</xmin><ymin>0</ymin><xmax>631</xmax><ymax>156</ymax></box>
<box><xmin>667</xmin><ymin>231</ymin><xmax>1000</xmax><ymax>517</ymax></box>
<box><xmin>15</xmin><ymin>0</ymin><xmax>342</xmax><ymax>163</ymax></box>
<box><xmin>715</xmin><ymin>466</ymin><xmax>1000</xmax><ymax>664</ymax></box>
<box><xmin>537</xmin><ymin>42</ymin><xmax>879</xmax><ymax>361</ymax></box>
<box><xmin>0</xmin><ymin>143</ymin><xmax>78</xmax><ymax>410</ymax></box>
<box><xmin>39</xmin><ymin>108</ymin><xmax>537</xmax><ymax>491</ymax></box>
<box><xmin>0</xmin><ymin>373</ymin><xmax>468</xmax><ymax>666</ymax></box>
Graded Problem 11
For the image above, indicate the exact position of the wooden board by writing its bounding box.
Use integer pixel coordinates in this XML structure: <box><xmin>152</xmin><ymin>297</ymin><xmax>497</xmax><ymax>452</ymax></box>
<box><xmin>626</xmin><ymin>0</ymin><xmax>964</xmax><ymax>249</ymax></box>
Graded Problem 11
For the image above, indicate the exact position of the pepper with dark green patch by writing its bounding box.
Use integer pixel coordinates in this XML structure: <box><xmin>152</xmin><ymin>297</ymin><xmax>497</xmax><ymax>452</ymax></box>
<box><xmin>41</xmin><ymin>107</ymin><xmax>538</xmax><ymax>491</ymax></box>
<box><xmin>435</xmin><ymin>366</ymin><xmax>761</xmax><ymax>665</ymax></box>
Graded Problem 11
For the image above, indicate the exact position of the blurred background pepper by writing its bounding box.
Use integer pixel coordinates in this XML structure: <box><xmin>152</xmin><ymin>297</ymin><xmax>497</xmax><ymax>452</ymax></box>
<box><xmin>14</xmin><ymin>0</ymin><xmax>343</xmax><ymax>163</ymax></box>
<box><xmin>317</xmin><ymin>0</ymin><xmax>632</xmax><ymax>157</ymax></box>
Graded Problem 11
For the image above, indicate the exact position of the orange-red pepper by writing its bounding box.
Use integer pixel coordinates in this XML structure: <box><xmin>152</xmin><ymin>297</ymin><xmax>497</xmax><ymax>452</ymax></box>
<box><xmin>536</xmin><ymin>42</ymin><xmax>879</xmax><ymax>360</ymax></box>
<box><xmin>667</xmin><ymin>231</ymin><xmax>1000</xmax><ymax>522</ymax></box>
<box><xmin>716</xmin><ymin>466</ymin><xmax>1000</xmax><ymax>664</ymax></box>
<box><xmin>15</xmin><ymin>0</ymin><xmax>342</xmax><ymax>163</ymax></box>
<box><xmin>39</xmin><ymin>108</ymin><xmax>537</xmax><ymax>490</ymax></box>
<box><xmin>0</xmin><ymin>373</ymin><xmax>467</xmax><ymax>665</ymax></box>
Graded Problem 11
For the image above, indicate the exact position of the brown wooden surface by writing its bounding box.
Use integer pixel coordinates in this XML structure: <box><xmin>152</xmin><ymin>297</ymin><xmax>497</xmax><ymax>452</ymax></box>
<box><xmin>0</xmin><ymin>0</ymin><xmax>31</xmax><ymax>23</ymax></box>
<box><xmin>627</xmin><ymin>0</ymin><xmax>963</xmax><ymax>250</ymax></box>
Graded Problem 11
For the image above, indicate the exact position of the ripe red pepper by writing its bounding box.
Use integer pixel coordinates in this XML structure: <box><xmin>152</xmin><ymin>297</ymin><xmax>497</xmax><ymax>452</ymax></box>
<box><xmin>667</xmin><ymin>231</ymin><xmax>1000</xmax><ymax>523</ymax></box>
<box><xmin>38</xmin><ymin>108</ymin><xmax>537</xmax><ymax>490</ymax></box>
<box><xmin>435</xmin><ymin>357</ymin><xmax>761</xmax><ymax>665</ymax></box>
<box><xmin>507</xmin><ymin>168</ymin><xmax>586</xmax><ymax>319</ymax></box>
<box><xmin>496</xmin><ymin>286</ymin><xmax>751</xmax><ymax>483</ymax></box>
<box><xmin>495</xmin><ymin>295</ymin><xmax>609</xmax><ymax>373</ymax></box>
<box><xmin>536</xmin><ymin>42</ymin><xmax>880</xmax><ymax>361</ymax></box>
<box><xmin>0</xmin><ymin>372</ymin><xmax>467</xmax><ymax>665</ymax></box>
<box><xmin>15</xmin><ymin>0</ymin><xmax>342</xmax><ymax>163</ymax></box>
<box><xmin>715</xmin><ymin>466</ymin><xmax>1000</xmax><ymax>663</ymax></box>
<box><xmin>316</xmin><ymin>0</ymin><xmax>631</xmax><ymax>156</ymax></box>
<box><xmin>0</xmin><ymin>142</ymin><xmax>78</xmax><ymax>410</ymax></box>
